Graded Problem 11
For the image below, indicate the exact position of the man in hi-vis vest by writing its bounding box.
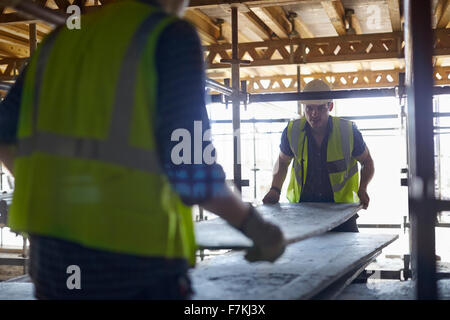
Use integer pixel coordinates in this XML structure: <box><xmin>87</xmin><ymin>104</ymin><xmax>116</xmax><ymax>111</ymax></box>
<box><xmin>263</xmin><ymin>79</ymin><xmax>375</xmax><ymax>232</ymax></box>
<box><xmin>0</xmin><ymin>0</ymin><xmax>285</xmax><ymax>299</ymax></box>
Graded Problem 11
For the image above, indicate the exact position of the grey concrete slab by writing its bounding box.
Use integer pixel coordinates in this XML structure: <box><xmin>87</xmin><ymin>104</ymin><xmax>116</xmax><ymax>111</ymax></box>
<box><xmin>195</xmin><ymin>202</ymin><xmax>361</xmax><ymax>249</ymax></box>
<box><xmin>0</xmin><ymin>283</ymin><xmax>35</xmax><ymax>300</ymax></box>
<box><xmin>337</xmin><ymin>279</ymin><xmax>450</xmax><ymax>300</ymax></box>
<box><xmin>312</xmin><ymin>252</ymin><xmax>380</xmax><ymax>300</ymax></box>
<box><xmin>191</xmin><ymin>232</ymin><xmax>398</xmax><ymax>300</ymax></box>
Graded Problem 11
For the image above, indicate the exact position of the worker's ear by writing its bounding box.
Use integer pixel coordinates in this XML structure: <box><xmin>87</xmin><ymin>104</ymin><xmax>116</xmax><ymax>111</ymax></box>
<box><xmin>328</xmin><ymin>102</ymin><xmax>334</xmax><ymax>112</ymax></box>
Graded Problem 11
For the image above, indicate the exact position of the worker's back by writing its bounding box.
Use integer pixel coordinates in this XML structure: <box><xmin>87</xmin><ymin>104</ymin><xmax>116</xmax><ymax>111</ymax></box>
<box><xmin>9</xmin><ymin>0</ymin><xmax>196</xmax><ymax>264</ymax></box>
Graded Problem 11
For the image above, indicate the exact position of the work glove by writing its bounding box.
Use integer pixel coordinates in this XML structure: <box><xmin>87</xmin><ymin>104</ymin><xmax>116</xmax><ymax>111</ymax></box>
<box><xmin>239</xmin><ymin>205</ymin><xmax>286</xmax><ymax>263</ymax></box>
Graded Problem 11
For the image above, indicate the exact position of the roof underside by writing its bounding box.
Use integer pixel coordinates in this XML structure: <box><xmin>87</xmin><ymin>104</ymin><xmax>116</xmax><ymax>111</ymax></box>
<box><xmin>1</xmin><ymin>0</ymin><xmax>450</xmax><ymax>95</ymax></box>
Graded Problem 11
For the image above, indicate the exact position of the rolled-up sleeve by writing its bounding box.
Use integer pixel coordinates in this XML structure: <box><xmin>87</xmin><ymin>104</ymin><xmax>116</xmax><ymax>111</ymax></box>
<box><xmin>351</xmin><ymin>122</ymin><xmax>366</xmax><ymax>158</ymax></box>
<box><xmin>279</xmin><ymin>125</ymin><xmax>294</xmax><ymax>157</ymax></box>
<box><xmin>154</xmin><ymin>20</ymin><xmax>227</xmax><ymax>206</ymax></box>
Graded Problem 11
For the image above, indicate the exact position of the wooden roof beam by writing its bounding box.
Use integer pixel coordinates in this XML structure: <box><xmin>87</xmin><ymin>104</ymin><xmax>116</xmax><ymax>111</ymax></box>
<box><xmin>0</xmin><ymin>24</ymin><xmax>45</xmax><ymax>41</ymax></box>
<box><xmin>292</xmin><ymin>15</ymin><xmax>314</xmax><ymax>38</ymax></box>
<box><xmin>345</xmin><ymin>9</ymin><xmax>362</xmax><ymax>35</ymax></box>
<box><xmin>220</xmin><ymin>20</ymin><xmax>251</xmax><ymax>43</ymax></box>
<box><xmin>436</xmin><ymin>0</ymin><xmax>450</xmax><ymax>29</ymax></box>
<box><xmin>185</xmin><ymin>9</ymin><xmax>222</xmax><ymax>44</ymax></box>
<box><xmin>189</xmin><ymin>0</ymin><xmax>324</xmax><ymax>9</ymax></box>
<box><xmin>321</xmin><ymin>0</ymin><xmax>346</xmax><ymax>36</ymax></box>
<box><xmin>0</xmin><ymin>42</ymin><xmax>29</xmax><ymax>57</ymax></box>
<box><xmin>387</xmin><ymin>0</ymin><xmax>402</xmax><ymax>31</ymax></box>
<box><xmin>242</xmin><ymin>9</ymin><xmax>273</xmax><ymax>40</ymax></box>
<box><xmin>251</xmin><ymin>6</ymin><xmax>291</xmax><ymax>39</ymax></box>
<box><xmin>0</xmin><ymin>30</ymin><xmax>29</xmax><ymax>48</ymax></box>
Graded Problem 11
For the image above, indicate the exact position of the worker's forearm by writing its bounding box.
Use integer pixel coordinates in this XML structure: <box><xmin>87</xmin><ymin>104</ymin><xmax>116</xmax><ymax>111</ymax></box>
<box><xmin>201</xmin><ymin>185</ymin><xmax>250</xmax><ymax>229</ymax></box>
<box><xmin>271</xmin><ymin>157</ymin><xmax>290</xmax><ymax>189</ymax></box>
<box><xmin>0</xmin><ymin>145</ymin><xmax>15</xmax><ymax>175</ymax></box>
<box><xmin>359</xmin><ymin>159</ymin><xmax>374</xmax><ymax>190</ymax></box>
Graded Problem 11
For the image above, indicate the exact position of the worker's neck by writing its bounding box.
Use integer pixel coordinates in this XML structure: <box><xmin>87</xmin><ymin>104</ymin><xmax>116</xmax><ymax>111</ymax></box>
<box><xmin>311</xmin><ymin>124</ymin><xmax>327</xmax><ymax>137</ymax></box>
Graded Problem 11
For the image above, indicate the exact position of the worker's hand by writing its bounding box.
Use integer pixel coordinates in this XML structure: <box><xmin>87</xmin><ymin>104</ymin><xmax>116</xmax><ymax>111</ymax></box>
<box><xmin>239</xmin><ymin>206</ymin><xmax>285</xmax><ymax>263</ymax></box>
<box><xmin>262</xmin><ymin>189</ymin><xmax>280</xmax><ymax>204</ymax></box>
<box><xmin>358</xmin><ymin>188</ymin><xmax>370</xmax><ymax>209</ymax></box>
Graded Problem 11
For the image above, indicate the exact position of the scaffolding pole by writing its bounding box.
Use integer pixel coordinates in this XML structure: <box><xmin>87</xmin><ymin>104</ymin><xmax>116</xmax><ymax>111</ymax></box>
<box><xmin>404</xmin><ymin>0</ymin><xmax>437</xmax><ymax>300</ymax></box>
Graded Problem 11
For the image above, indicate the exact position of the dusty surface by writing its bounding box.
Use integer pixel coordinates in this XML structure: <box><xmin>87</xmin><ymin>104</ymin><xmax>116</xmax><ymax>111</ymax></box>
<box><xmin>337</xmin><ymin>279</ymin><xmax>450</xmax><ymax>300</ymax></box>
<box><xmin>191</xmin><ymin>232</ymin><xmax>397</xmax><ymax>300</ymax></box>
<box><xmin>195</xmin><ymin>202</ymin><xmax>360</xmax><ymax>249</ymax></box>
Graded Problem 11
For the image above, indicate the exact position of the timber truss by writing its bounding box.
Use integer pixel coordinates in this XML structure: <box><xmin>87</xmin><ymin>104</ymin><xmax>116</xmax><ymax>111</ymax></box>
<box><xmin>1</xmin><ymin>0</ymin><xmax>450</xmax><ymax>95</ymax></box>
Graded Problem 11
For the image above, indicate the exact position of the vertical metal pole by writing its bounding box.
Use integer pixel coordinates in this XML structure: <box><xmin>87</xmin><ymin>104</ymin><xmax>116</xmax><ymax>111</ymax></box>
<box><xmin>29</xmin><ymin>23</ymin><xmax>37</xmax><ymax>55</ymax></box>
<box><xmin>231</xmin><ymin>6</ymin><xmax>242</xmax><ymax>193</ymax></box>
<box><xmin>404</xmin><ymin>0</ymin><xmax>437</xmax><ymax>300</ymax></box>
<box><xmin>224</xmin><ymin>78</ymin><xmax>230</xmax><ymax>110</ymax></box>
<box><xmin>296</xmin><ymin>65</ymin><xmax>302</xmax><ymax>115</ymax></box>
<box><xmin>435</xmin><ymin>98</ymin><xmax>441</xmax><ymax>203</ymax></box>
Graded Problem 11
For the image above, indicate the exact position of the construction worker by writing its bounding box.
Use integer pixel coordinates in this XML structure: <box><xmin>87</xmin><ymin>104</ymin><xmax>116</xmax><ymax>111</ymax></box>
<box><xmin>262</xmin><ymin>79</ymin><xmax>375</xmax><ymax>232</ymax></box>
<box><xmin>0</xmin><ymin>0</ymin><xmax>285</xmax><ymax>299</ymax></box>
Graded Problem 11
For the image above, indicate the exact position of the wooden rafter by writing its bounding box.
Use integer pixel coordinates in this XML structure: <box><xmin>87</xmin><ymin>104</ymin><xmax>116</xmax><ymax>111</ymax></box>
<box><xmin>221</xmin><ymin>20</ymin><xmax>251</xmax><ymax>43</ymax></box>
<box><xmin>387</xmin><ymin>0</ymin><xmax>402</xmax><ymax>31</ymax></box>
<box><xmin>321</xmin><ymin>0</ymin><xmax>346</xmax><ymax>36</ymax></box>
<box><xmin>52</xmin><ymin>0</ymin><xmax>71</xmax><ymax>11</ymax></box>
<box><xmin>0</xmin><ymin>24</ymin><xmax>44</xmax><ymax>41</ymax></box>
<box><xmin>185</xmin><ymin>9</ymin><xmax>222</xmax><ymax>44</ymax></box>
<box><xmin>350</xmin><ymin>13</ymin><xmax>362</xmax><ymax>35</ymax></box>
<box><xmin>344</xmin><ymin>9</ymin><xmax>362</xmax><ymax>35</ymax></box>
<box><xmin>242</xmin><ymin>9</ymin><xmax>273</xmax><ymax>40</ymax></box>
<box><xmin>0</xmin><ymin>2</ymin><xmax>101</xmax><ymax>25</ymax></box>
<box><xmin>0</xmin><ymin>42</ymin><xmax>29</xmax><ymax>57</ymax></box>
<box><xmin>292</xmin><ymin>15</ymin><xmax>314</xmax><ymax>38</ymax></box>
<box><xmin>0</xmin><ymin>29</ymin><xmax>29</xmax><ymax>47</ymax></box>
<box><xmin>207</xmin><ymin>65</ymin><xmax>450</xmax><ymax>93</ymax></box>
<box><xmin>0</xmin><ymin>57</ymin><xmax>27</xmax><ymax>81</ymax></box>
<box><xmin>437</xmin><ymin>0</ymin><xmax>450</xmax><ymax>29</ymax></box>
<box><xmin>188</xmin><ymin>0</ymin><xmax>324</xmax><ymax>9</ymax></box>
<box><xmin>204</xmin><ymin>31</ymin><xmax>408</xmax><ymax>69</ymax></box>
<box><xmin>251</xmin><ymin>6</ymin><xmax>291</xmax><ymax>39</ymax></box>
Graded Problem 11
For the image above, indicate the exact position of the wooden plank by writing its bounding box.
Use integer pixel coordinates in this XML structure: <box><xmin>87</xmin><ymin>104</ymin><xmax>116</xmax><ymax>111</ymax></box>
<box><xmin>251</xmin><ymin>6</ymin><xmax>290</xmax><ymax>39</ymax></box>
<box><xmin>321</xmin><ymin>0</ymin><xmax>346</xmax><ymax>36</ymax></box>
<box><xmin>387</xmin><ymin>0</ymin><xmax>402</xmax><ymax>31</ymax></box>
<box><xmin>189</xmin><ymin>0</ymin><xmax>324</xmax><ymax>9</ymax></box>
<box><xmin>437</xmin><ymin>0</ymin><xmax>450</xmax><ymax>28</ymax></box>
<box><xmin>293</xmin><ymin>15</ymin><xmax>314</xmax><ymax>38</ymax></box>
<box><xmin>191</xmin><ymin>233</ymin><xmax>398</xmax><ymax>300</ymax></box>
<box><xmin>185</xmin><ymin>9</ymin><xmax>220</xmax><ymax>44</ymax></box>
<box><xmin>195</xmin><ymin>202</ymin><xmax>361</xmax><ymax>250</ymax></box>
<box><xmin>434</xmin><ymin>0</ymin><xmax>446</xmax><ymax>29</ymax></box>
<box><xmin>311</xmin><ymin>251</ymin><xmax>380</xmax><ymax>300</ymax></box>
<box><xmin>242</xmin><ymin>10</ymin><xmax>273</xmax><ymax>40</ymax></box>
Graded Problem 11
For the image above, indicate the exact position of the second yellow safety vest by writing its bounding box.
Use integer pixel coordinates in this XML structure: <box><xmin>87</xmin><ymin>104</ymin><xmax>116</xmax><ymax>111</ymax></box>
<box><xmin>286</xmin><ymin>116</ymin><xmax>360</xmax><ymax>203</ymax></box>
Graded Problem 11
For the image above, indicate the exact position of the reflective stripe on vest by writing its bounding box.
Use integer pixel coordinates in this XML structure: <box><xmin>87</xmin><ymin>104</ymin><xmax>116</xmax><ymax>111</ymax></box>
<box><xmin>288</xmin><ymin>117</ymin><xmax>358</xmax><ymax>199</ymax></box>
<box><xmin>17</xmin><ymin>12</ymin><xmax>166</xmax><ymax>174</ymax></box>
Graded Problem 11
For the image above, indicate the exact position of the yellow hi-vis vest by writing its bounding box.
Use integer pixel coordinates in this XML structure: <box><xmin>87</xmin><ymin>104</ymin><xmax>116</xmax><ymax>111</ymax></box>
<box><xmin>286</xmin><ymin>117</ymin><xmax>360</xmax><ymax>203</ymax></box>
<box><xmin>8</xmin><ymin>1</ymin><xmax>196</xmax><ymax>266</ymax></box>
